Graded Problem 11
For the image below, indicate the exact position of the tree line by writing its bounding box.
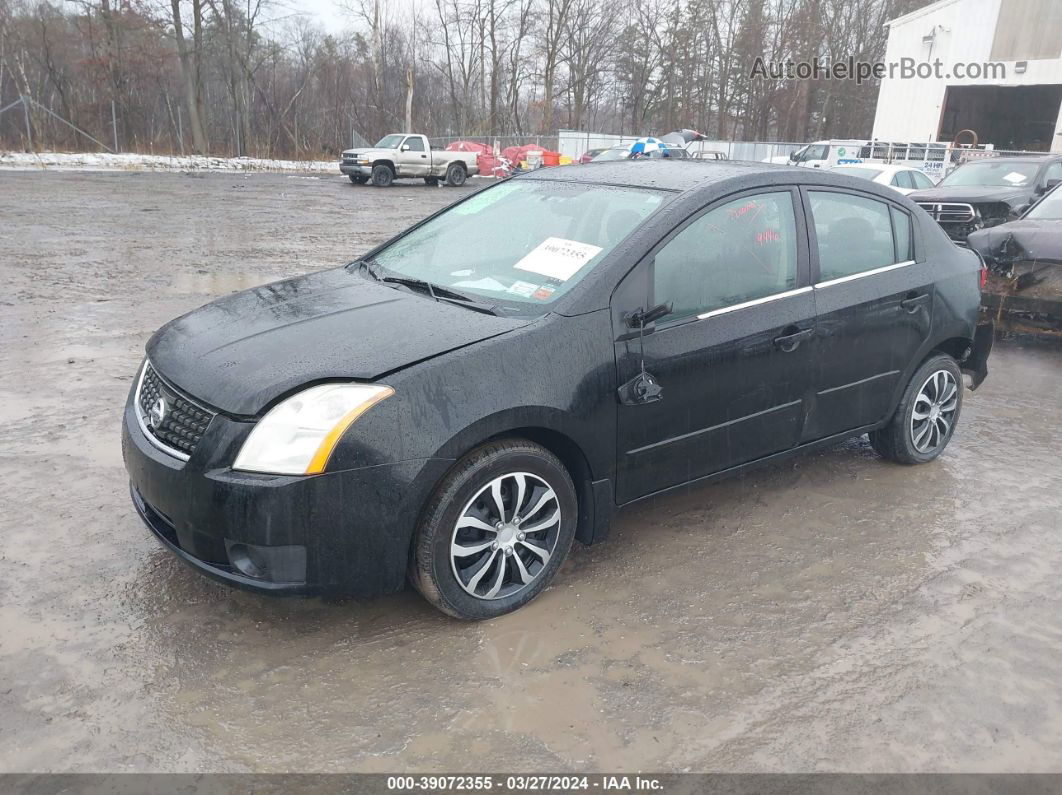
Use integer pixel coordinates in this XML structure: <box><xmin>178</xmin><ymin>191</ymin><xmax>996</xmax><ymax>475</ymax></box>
<box><xmin>0</xmin><ymin>0</ymin><xmax>925</xmax><ymax>158</ymax></box>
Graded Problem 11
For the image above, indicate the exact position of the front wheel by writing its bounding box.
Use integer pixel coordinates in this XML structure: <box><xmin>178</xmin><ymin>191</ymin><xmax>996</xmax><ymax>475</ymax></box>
<box><xmin>869</xmin><ymin>353</ymin><xmax>963</xmax><ymax>464</ymax></box>
<box><xmin>410</xmin><ymin>439</ymin><xmax>577</xmax><ymax>619</ymax></box>
<box><xmin>444</xmin><ymin>163</ymin><xmax>467</xmax><ymax>187</ymax></box>
<box><xmin>371</xmin><ymin>164</ymin><xmax>394</xmax><ymax>187</ymax></box>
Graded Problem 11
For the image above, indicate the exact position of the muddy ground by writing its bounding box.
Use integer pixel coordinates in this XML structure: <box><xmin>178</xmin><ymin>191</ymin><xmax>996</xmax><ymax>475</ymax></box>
<box><xmin>1</xmin><ymin>170</ymin><xmax>1061</xmax><ymax>773</ymax></box>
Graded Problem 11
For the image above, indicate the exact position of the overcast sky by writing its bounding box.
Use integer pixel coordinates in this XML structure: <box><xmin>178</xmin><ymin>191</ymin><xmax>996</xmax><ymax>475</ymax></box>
<box><xmin>274</xmin><ymin>0</ymin><xmax>350</xmax><ymax>33</ymax></box>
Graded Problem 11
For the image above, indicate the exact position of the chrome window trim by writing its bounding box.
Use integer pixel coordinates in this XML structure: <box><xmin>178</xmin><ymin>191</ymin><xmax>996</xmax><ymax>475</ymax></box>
<box><xmin>814</xmin><ymin>259</ymin><xmax>915</xmax><ymax>289</ymax></box>
<box><xmin>133</xmin><ymin>360</ymin><xmax>192</xmax><ymax>462</ymax></box>
<box><xmin>695</xmin><ymin>286</ymin><xmax>812</xmax><ymax>321</ymax></box>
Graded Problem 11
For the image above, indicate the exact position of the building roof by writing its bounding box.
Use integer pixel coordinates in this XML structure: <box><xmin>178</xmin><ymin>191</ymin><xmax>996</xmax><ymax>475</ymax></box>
<box><xmin>886</xmin><ymin>0</ymin><xmax>964</xmax><ymax>28</ymax></box>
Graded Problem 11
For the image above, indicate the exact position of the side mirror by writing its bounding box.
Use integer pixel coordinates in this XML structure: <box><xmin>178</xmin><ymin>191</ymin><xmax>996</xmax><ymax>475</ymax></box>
<box><xmin>789</xmin><ymin>151</ymin><xmax>799</xmax><ymax>162</ymax></box>
<box><xmin>400</xmin><ymin>144</ymin><xmax>410</xmax><ymax>152</ymax></box>
<box><xmin>625</xmin><ymin>301</ymin><xmax>672</xmax><ymax>328</ymax></box>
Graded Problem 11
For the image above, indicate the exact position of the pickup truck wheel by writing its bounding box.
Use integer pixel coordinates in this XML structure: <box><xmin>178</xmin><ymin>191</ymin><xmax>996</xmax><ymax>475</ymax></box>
<box><xmin>444</xmin><ymin>163</ymin><xmax>467</xmax><ymax>187</ymax></box>
<box><xmin>348</xmin><ymin>174</ymin><xmax>368</xmax><ymax>185</ymax></box>
<box><xmin>371</xmin><ymin>164</ymin><xmax>394</xmax><ymax>187</ymax></box>
<box><xmin>424</xmin><ymin>176</ymin><xmax>440</xmax><ymax>186</ymax></box>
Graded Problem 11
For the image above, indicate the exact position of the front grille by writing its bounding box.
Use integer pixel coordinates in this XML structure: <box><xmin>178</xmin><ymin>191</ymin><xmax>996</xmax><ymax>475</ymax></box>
<box><xmin>917</xmin><ymin>202</ymin><xmax>977</xmax><ymax>224</ymax></box>
<box><xmin>136</xmin><ymin>363</ymin><xmax>214</xmax><ymax>459</ymax></box>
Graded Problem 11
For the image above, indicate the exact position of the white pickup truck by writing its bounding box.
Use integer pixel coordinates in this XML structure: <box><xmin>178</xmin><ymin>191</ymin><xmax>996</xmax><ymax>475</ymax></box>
<box><xmin>340</xmin><ymin>133</ymin><xmax>478</xmax><ymax>187</ymax></box>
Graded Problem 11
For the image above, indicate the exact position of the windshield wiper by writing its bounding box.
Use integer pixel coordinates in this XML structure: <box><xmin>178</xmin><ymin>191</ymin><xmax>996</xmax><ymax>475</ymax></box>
<box><xmin>381</xmin><ymin>275</ymin><xmax>438</xmax><ymax>299</ymax></box>
<box><xmin>381</xmin><ymin>276</ymin><xmax>498</xmax><ymax>315</ymax></box>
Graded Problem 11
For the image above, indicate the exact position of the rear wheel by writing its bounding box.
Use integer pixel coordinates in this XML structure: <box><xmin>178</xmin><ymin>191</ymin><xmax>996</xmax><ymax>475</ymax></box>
<box><xmin>410</xmin><ymin>439</ymin><xmax>577</xmax><ymax>620</ymax></box>
<box><xmin>348</xmin><ymin>174</ymin><xmax>368</xmax><ymax>185</ymax></box>
<box><xmin>371</xmin><ymin>164</ymin><xmax>394</xmax><ymax>187</ymax></box>
<box><xmin>444</xmin><ymin>163</ymin><xmax>467</xmax><ymax>187</ymax></box>
<box><xmin>869</xmin><ymin>353</ymin><xmax>963</xmax><ymax>464</ymax></box>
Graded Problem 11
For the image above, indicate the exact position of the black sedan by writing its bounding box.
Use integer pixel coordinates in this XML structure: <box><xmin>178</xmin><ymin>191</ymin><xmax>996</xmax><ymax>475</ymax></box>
<box><xmin>123</xmin><ymin>161</ymin><xmax>992</xmax><ymax>619</ymax></box>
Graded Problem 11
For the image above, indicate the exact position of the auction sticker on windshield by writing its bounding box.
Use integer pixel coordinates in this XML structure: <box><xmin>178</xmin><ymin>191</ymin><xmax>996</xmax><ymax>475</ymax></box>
<box><xmin>514</xmin><ymin>237</ymin><xmax>603</xmax><ymax>281</ymax></box>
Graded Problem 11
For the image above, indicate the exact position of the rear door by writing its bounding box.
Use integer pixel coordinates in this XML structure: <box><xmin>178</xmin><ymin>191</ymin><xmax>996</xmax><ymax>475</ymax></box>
<box><xmin>801</xmin><ymin>188</ymin><xmax>933</xmax><ymax>441</ymax></box>
<box><xmin>613</xmin><ymin>188</ymin><xmax>818</xmax><ymax>502</ymax></box>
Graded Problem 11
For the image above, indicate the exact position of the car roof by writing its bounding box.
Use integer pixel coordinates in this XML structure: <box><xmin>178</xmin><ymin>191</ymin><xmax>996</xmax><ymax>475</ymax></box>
<box><xmin>958</xmin><ymin>156</ymin><xmax>1061</xmax><ymax>164</ymax></box>
<box><xmin>833</xmin><ymin>163</ymin><xmax>911</xmax><ymax>172</ymax></box>
<box><xmin>523</xmin><ymin>159</ymin><xmax>806</xmax><ymax>192</ymax></box>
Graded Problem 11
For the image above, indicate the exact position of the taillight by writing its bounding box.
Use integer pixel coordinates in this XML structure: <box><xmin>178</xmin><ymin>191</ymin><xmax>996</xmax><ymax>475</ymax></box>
<box><xmin>979</xmin><ymin>265</ymin><xmax>988</xmax><ymax>290</ymax></box>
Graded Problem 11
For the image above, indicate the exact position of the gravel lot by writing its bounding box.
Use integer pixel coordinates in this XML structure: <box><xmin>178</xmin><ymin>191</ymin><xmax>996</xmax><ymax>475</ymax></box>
<box><xmin>2</xmin><ymin>170</ymin><xmax>1061</xmax><ymax>773</ymax></box>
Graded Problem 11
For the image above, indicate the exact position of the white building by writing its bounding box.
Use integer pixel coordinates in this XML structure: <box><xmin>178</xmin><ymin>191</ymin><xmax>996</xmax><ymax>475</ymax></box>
<box><xmin>871</xmin><ymin>0</ymin><xmax>1062</xmax><ymax>152</ymax></box>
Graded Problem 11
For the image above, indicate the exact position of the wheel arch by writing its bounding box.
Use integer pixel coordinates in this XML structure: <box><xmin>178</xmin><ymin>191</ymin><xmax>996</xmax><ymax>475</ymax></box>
<box><xmin>930</xmin><ymin>335</ymin><xmax>974</xmax><ymax>364</ymax></box>
<box><xmin>372</xmin><ymin>159</ymin><xmax>396</xmax><ymax>173</ymax></box>
<box><xmin>430</xmin><ymin>411</ymin><xmax>612</xmax><ymax>546</ymax></box>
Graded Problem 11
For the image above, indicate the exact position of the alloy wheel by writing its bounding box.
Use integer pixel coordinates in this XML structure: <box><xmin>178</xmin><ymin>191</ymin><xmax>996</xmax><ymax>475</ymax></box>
<box><xmin>910</xmin><ymin>369</ymin><xmax>959</xmax><ymax>453</ymax></box>
<box><xmin>449</xmin><ymin>472</ymin><xmax>561</xmax><ymax>600</ymax></box>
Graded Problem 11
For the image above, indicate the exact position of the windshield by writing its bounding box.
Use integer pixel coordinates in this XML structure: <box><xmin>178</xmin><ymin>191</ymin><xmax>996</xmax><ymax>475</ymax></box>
<box><xmin>369</xmin><ymin>180</ymin><xmax>666</xmax><ymax>314</ymax></box>
<box><xmin>592</xmin><ymin>147</ymin><xmax>631</xmax><ymax>161</ymax></box>
<box><xmin>651</xmin><ymin>146</ymin><xmax>689</xmax><ymax>159</ymax></box>
<box><xmin>939</xmin><ymin>161</ymin><xmax>1040</xmax><ymax>188</ymax></box>
<box><xmin>1026</xmin><ymin>188</ymin><xmax>1062</xmax><ymax>220</ymax></box>
<box><xmin>835</xmin><ymin>167</ymin><xmax>884</xmax><ymax>180</ymax></box>
<box><xmin>374</xmin><ymin>134</ymin><xmax>405</xmax><ymax>149</ymax></box>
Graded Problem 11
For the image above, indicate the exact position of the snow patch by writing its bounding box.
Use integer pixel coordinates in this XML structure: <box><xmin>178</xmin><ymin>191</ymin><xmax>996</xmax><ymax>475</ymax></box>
<box><xmin>0</xmin><ymin>151</ymin><xmax>338</xmax><ymax>173</ymax></box>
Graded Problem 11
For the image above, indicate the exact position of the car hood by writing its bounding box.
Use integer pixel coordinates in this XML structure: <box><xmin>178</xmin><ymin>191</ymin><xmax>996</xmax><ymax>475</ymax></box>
<box><xmin>967</xmin><ymin>220</ymin><xmax>1062</xmax><ymax>268</ymax></box>
<box><xmin>342</xmin><ymin>147</ymin><xmax>395</xmax><ymax>159</ymax></box>
<box><xmin>908</xmin><ymin>185</ymin><xmax>1029</xmax><ymax>205</ymax></box>
<box><xmin>147</xmin><ymin>267</ymin><xmax>530</xmax><ymax>416</ymax></box>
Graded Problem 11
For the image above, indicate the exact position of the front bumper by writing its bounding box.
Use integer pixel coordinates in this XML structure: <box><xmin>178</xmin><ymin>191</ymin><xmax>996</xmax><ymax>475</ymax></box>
<box><xmin>340</xmin><ymin>162</ymin><xmax>371</xmax><ymax>176</ymax></box>
<box><xmin>122</xmin><ymin>395</ymin><xmax>452</xmax><ymax>597</ymax></box>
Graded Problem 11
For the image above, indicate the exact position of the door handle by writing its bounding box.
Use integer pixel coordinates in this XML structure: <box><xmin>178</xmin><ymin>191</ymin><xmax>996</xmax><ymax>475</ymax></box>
<box><xmin>900</xmin><ymin>293</ymin><xmax>930</xmax><ymax>312</ymax></box>
<box><xmin>773</xmin><ymin>326</ymin><xmax>814</xmax><ymax>352</ymax></box>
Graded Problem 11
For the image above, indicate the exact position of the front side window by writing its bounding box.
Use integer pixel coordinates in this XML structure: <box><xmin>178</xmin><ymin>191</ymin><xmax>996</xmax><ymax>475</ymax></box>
<box><xmin>371</xmin><ymin>180</ymin><xmax>665</xmax><ymax>314</ymax></box>
<box><xmin>653</xmin><ymin>192</ymin><xmax>799</xmax><ymax>321</ymax></box>
<box><xmin>404</xmin><ymin>136</ymin><xmax>425</xmax><ymax>151</ymax></box>
<box><xmin>810</xmin><ymin>191</ymin><xmax>902</xmax><ymax>282</ymax></box>
<box><xmin>800</xmin><ymin>145</ymin><xmax>829</xmax><ymax>162</ymax></box>
<box><xmin>890</xmin><ymin>171</ymin><xmax>912</xmax><ymax>189</ymax></box>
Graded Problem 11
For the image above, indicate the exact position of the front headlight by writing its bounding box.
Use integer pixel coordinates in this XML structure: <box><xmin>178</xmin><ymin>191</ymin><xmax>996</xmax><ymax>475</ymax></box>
<box><xmin>233</xmin><ymin>383</ymin><xmax>394</xmax><ymax>475</ymax></box>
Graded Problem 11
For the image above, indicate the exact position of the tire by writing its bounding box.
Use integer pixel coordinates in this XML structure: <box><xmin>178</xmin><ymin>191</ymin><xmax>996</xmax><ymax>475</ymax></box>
<box><xmin>444</xmin><ymin>163</ymin><xmax>467</xmax><ymax>187</ymax></box>
<box><xmin>410</xmin><ymin>439</ymin><xmax>577</xmax><ymax>620</ymax></box>
<box><xmin>348</xmin><ymin>174</ymin><xmax>368</xmax><ymax>184</ymax></box>
<box><xmin>371</xmin><ymin>164</ymin><xmax>394</xmax><ymax>187</ymax></box>
<box><xmin>869</xmin><ymin>353</ymin><xmax>963</xmax><ymax>465</ymax></box>
<box><xmin>424</xmin><ymin>176</ymin><xmax>440</xmax><ymax>186</ymax></box>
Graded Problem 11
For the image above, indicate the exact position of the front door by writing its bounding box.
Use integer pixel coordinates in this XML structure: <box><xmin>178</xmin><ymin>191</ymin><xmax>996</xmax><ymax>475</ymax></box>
<box><xmin>801</xmin><ymin>188</ymin><xmax>934</xmax><ymax>440</ymax></box>
<box><xmin>400</xmin><ymin>136</ymin><xmax>431</xmax><ymax>177</ymax></box>
<box><xmin>613</xmin><ymin>189</ymin><xmax>818</xmax><ymax>503</ymax></box>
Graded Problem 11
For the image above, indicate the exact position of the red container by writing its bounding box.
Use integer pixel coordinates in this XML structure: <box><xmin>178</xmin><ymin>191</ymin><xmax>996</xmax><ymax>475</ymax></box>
<box><xmin>542</xmin><ymin>151</ymin><xmax>561</xmax><ymax>167</ymax></box>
